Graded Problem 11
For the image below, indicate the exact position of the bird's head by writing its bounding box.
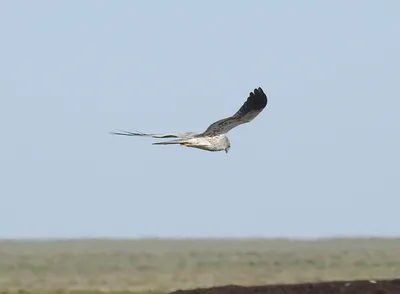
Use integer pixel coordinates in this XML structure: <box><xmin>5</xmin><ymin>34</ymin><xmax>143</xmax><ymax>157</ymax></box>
<box><xmin>224</xmin><ymin>137</ymin><xmax>231</xmax><ymax>153</ymax></box>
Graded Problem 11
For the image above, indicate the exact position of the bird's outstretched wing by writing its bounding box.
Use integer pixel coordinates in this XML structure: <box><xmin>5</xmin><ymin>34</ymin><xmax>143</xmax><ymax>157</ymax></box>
<box><xmin>198</xmin><ymin>87</ymin><xmax>268</xmax><ymax>137</ymax></box>
<box><xmin>110</xmin><ymin>130</ymin><xmax>197</xmax><ymax>139</ymax></box>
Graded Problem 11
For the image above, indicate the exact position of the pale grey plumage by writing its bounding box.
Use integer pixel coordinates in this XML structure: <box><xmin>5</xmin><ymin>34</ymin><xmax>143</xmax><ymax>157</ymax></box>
<box><xmin>111</xmin><ymin>87</ymin><xmax>268</xmax><ymax>153</ymax></box>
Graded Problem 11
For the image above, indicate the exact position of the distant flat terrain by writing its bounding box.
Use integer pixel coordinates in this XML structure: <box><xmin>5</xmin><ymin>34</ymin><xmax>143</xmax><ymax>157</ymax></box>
<box><xmin>1</xmin><ymin>238</ymin><xmax>400</xmax><ymax>292</ymax></box>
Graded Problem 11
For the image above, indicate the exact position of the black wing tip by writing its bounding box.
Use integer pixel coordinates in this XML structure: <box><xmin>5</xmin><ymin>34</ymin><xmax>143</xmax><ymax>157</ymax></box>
<box><xmin>109</xmin><ymin>129</ymin><xmax>142</xmax><ymax>136</ymax></box>
<box><xmin>248</xmin><ymin>86</ymin><xmax>268</xmax><ymax>109</ymax></box>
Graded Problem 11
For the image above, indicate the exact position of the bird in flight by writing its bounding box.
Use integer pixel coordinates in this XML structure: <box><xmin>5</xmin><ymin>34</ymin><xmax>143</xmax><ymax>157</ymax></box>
<box><xmin>111</xmin><ymin>87</ymin><xmax>268</xmax><ymax>153</ymax></box>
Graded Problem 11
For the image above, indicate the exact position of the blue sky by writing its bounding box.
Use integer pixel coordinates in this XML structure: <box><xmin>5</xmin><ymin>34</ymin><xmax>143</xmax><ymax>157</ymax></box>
<box><xmin>1</xmin><ymin>1</ymin><xmax>399</xmax><ymax>239</ymax></box>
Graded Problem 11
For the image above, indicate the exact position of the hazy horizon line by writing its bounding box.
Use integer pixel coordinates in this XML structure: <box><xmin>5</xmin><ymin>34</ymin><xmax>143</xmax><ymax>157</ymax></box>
<box><xmin>1</xmin><ymin>235</ymin><xmax>399</xmax><ymax>241</ymax></box>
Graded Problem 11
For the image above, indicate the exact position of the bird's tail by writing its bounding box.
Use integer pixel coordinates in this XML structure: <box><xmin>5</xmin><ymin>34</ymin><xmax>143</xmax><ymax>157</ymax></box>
<box><xmin>152</xmin><ymin>138</ymin><xmax>190</xmax><ymax>146</ymax></box>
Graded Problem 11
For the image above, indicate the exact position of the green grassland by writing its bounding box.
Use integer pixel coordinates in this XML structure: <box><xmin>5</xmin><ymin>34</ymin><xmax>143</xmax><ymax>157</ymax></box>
<box><xmin>1</xmin><ymin>238</ymin><xmax>400</xmax><ymax>293</ymax></box>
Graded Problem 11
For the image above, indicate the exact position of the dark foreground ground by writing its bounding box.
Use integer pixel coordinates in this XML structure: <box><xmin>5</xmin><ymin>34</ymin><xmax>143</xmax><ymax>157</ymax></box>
<box><xmin>171</xmin><ymin>279</ymin><xmax>400</xmax><ymax>294</ymax></box>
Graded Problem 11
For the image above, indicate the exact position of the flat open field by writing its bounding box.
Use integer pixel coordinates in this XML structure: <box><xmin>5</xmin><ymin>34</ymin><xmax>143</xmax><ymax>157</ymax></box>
<box><xmin>1</xmin><ymin>238</ymin><xmax>400</xmax><ymax>293</ymax></box>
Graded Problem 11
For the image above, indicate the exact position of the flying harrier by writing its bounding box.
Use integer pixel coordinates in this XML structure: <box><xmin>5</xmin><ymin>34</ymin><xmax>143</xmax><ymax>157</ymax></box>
<box><xmin>111</xmin><ymin>87</ymin><xmax>268</xmax><ymax>153</ymax></box>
